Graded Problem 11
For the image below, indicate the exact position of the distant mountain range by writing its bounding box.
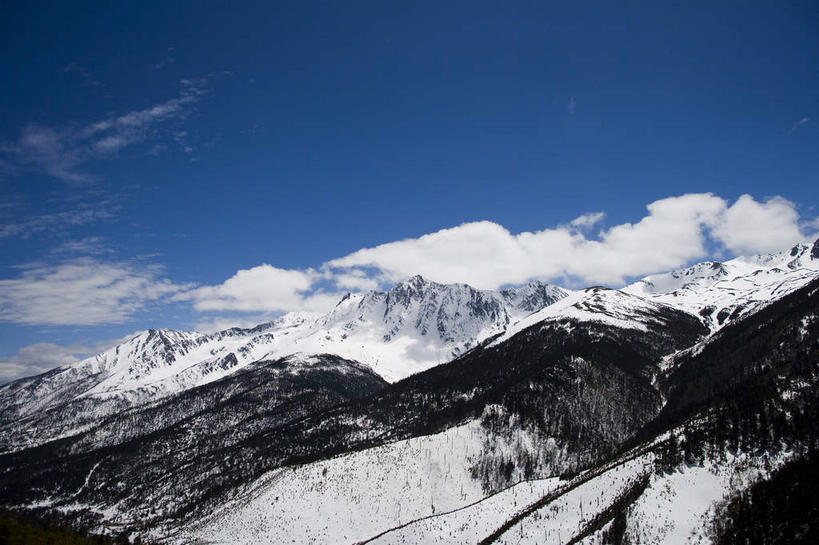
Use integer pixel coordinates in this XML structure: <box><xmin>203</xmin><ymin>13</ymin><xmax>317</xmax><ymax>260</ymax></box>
<box><xmin>1</xmin><ymin>238</ymin><xmax>817</xmax><ymax>544</ymax></box>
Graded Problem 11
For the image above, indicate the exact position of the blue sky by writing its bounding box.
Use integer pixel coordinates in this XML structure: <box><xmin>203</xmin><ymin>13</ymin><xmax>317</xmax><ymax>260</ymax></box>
<box><xmin>1</xmin><ymin>1</ymin><xmax>817</xmax><ymax>380</ymax></box>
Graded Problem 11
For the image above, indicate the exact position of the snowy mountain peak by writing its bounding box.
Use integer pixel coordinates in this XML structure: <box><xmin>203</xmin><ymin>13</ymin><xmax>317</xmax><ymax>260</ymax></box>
<box><xmin>1</xmin><ymin>277</ymin><xmax>570</xmax><ymax>436</ymax></box>
<box><xmin>405</xmin><ymin>274</ymin><xmax>429</xmax><ymax>288</ymax></box>
<box><xmin>624</xmin><ymin>238</ymin><xmax>819</xmax><ymax>331</ymax></box>
<box><xmin>501</xmin><ymin>280</ymin><xmax>572</xmax><ymax>313</ymax></box>
<box><xmin>310</xmin><ymin>277</ymin><xmax>569</xmax><ymax>379</ymax></box>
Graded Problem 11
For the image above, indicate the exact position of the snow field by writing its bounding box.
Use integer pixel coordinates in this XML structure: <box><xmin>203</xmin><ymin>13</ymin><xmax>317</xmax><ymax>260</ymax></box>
<box><xmin>367</xmin><ymin>476</ymin><xmax>563</xmax><ymax>544</ymax></box>
<box><xmin>494</xmin><ymin>454</ymin><xmax>653</xmax><ymax>545</ymax></box>
<box><xmin>179</xmin><ymin>421</ymin><xmax>493</xmax><ymax>545</ymax></box>
<box><xmin>624</xmin><ymin>451</ymin><xmax>792</xmax><ymax>544</ymax></box>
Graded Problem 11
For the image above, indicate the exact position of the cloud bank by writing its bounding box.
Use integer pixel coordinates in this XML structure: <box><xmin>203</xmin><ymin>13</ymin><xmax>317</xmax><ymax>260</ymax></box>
<box><xmin>181</xmin><ymin>193</ymin><xmax>816</xmax><ymax>324</ymax></box>
<box><xmin>327</xmin><ymin>193</ymin><xmax>812</xmax><ymax>289</ymax></box>
<box><xmin>0</xmin><ymin>193</ymin><xmax>815</xmax><ymax>329</ymax></box>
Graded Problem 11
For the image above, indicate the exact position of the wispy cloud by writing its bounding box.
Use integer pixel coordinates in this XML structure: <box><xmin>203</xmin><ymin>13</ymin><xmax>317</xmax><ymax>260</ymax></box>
<box><xmin>147</xmin><ymin>143</ymin><xmax>169</xmax><ymax>156</ymax></box>
<box><xmin>788</xmin><ymin>116</ymin><xmax>810</xmax><ymax>135</ymax></box>
<box><xmin>0</xmin><ymin>124</ymin><xmax>92</xmax><ymax>183</ymax></box>
<box><xmin>0</xmin><ymin>258</ymin><xmax>187</xmax><ymax>326</ymax></box>
<box><xmin>568</xmin><ymin>96</ymin><xmax>576</xmax><ymax>116</ymax></box>
<box><xmin>63</xmin><ymin>62</ymin><xmax>103</xmax><ymax>87</ymax></box>
<box><xmin>151</xmin><ymin>57</ymin><xmax>176</xmax><ymax>70</ymax></box>
<box><xmin>173</xmin><ymin>130</ymin><xmax>197</xmax><ymax>158</ymax></box>
<box><xmin>0</xmin><ymin>203</ymin><xmax>119</xmax><ymax>239</ymax></box>
<box><xmin>50</xmin><ymin>236</ymin><xmax>111</xmax><ymax>255</ymax></box>
<box><xmin>569</xmin><ymin>211</ymin><xmax>604</xmax><ymax>230</ymax></box>
<box><xmin>0</xmin><ymin>77</ymin><xmax>212</xmax><ymax>184</ymax></box>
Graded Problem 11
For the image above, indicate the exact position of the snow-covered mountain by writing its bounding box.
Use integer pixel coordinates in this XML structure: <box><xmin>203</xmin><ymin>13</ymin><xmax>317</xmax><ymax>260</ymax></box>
<box><xmin>305</xmin><ymin>275</ymin><xmax>567</xmax><ymax>380</ymax></box>
<box><xmin>8</xmin><ymin>238</ymin><xmax>818</xmax><ymax>431</ymax></box>
<box><xmin>0</xmin><ymin>277</ymin><xmax>566</xmax><ymax>452</ymax></box>
<box><xmin>0</xmin><ymin>269</ymin><xmax>709</xmax><ymax>541</ymax></box>
<box><xmin>135</xmin><ymin>272</ymin><xmax>819</xmax><ymax>543</ymax></box>
<box><xmin>623</xmin><ymin>239</ymin><xmax>819</xmax><ymax>331</ymax></box>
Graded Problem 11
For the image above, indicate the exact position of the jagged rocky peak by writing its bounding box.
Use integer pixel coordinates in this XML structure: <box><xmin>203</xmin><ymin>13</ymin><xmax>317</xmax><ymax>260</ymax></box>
<box><xmin>405</xmin><ymin>273</ymin><xmax>429</xmax><ymax>289</ymax></box>
<box><xmin>501</xmin><ymin>280</ymin><xmax>569</xmax><ymax>312</ymax></box>
<box><xmin>787</xmin><ymin>237</ymin><xmax>819</xmax><ymax>262</ymax></box>
<box><xmin>382</xmin><ymin>274</ymin><xmax>568</xmax><ymax>315</ymax></box>
<box><xmin>384</xmin><ymin>274</ymin><xmax>435</xmax><ymax>308</ymax></box>
<box><xmin>324</xmin><ymin>275</ymin><xmax>571</xmax><ymax>329</ymax></box>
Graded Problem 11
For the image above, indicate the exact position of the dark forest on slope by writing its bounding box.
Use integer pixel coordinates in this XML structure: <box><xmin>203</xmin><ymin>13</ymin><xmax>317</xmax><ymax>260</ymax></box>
<box><xmin>643</xmin><ymin>276</ymin><xmax>819</xmax><ymax>469</ymax></box>
<box><xmin>711</xmin><ymin>450</ymin><xmax>819</xmax><ymax>545</ymax></box>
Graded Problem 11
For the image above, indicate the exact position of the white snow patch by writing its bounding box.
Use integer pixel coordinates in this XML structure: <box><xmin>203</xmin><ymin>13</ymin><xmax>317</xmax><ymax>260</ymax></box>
<box><xmin>173</xmin><ymin>421</ymin><xmax>492</xmax><ymax>545</ymax></box>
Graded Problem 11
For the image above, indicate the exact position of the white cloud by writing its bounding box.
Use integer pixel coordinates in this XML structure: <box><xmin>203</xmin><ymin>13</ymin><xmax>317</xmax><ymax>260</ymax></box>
<box><xmin>0</xmin><ymin>258</ymin><xmax>184</xmax><ymax>326</ymax></box>
<box><xmin>180</xmin><ymin>264</ymin><xmax>341</xmax><ymax>314</ymax></box>
<box><xmin>333</xmin><ymin>269</ymin><xmax>381</xmax><ymax>291</ymax></box>
<box><xmin>578</xmin><ymin>193</ymin><xmax>728</xmax><ymax>283</ymax></box>
<box><xmin>711</xmin><ymin>194</ymin><xmax>804</xmax><ymax>254</ymax></box>
<box><xmin>184</xmin><ymin>193</ymin><xmax>813</xmax><ymax>317</ymax></box>
<box><xmin>327</xmin><ymin>193</ymin><xmax>810</xmax><ymax>289</ymax></box>
<box><xmin>569</xmin><ymin>211</ymin><xmax>605</xmax><ymax>230</ymax></box>
<box><xmin>804</xmin><ymin>216</ymin><xmax>819</xmax><ymax>232</ymax></box>
<box><xmin>328</xmin><ymin>221</ymin><xmax>540</xmax><ymax>289</ymax></box>
<box><xmin>0</xmin><ymin>343</ymin><xmax>84</xmax><ymax>383</ymax></box>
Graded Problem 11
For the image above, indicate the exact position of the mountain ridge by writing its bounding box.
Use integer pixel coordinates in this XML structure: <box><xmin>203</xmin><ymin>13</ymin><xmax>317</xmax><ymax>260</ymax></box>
<box><xmin>0</xmin><ymin>277</ymin><xmax>567</xmax><ymax>453</ymax></box>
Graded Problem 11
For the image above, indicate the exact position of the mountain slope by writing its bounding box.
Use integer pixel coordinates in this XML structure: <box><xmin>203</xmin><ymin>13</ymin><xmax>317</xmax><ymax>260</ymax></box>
<box><xmin>375</xmin><ymin>275</ymin><xmax>819</xmax><ymax>545</ymax></box>
<box><xmin>0</xmin><ymin>286</ymin><xmax>705</xmax><ymax>540</ymax></box>
<box><xmin>172</xmin><ymin>270</ymin><xmax>819</xmax><ymax>545</ymax></box>
<box><xmin>0</xmin><ymin>353</ymin><xmax>387</xmax><ymax>533</ymax></box>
